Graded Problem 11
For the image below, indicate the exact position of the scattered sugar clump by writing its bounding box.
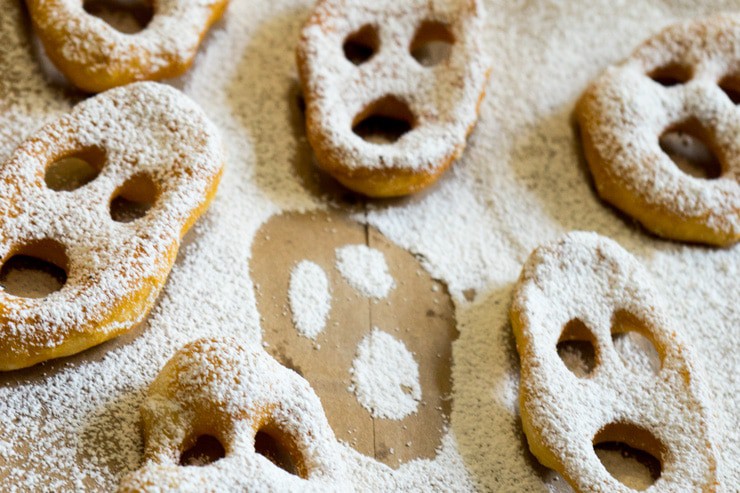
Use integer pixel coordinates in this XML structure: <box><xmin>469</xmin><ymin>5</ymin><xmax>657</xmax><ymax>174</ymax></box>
<box><xmin>288</xmin><ymin>260</ymin><xmax>331</xmax><ymax>339</ymax></box>
<box><xmin>349</xmin><ymin>328</ymin><xmax>421</xmax><ymax>420</ymax></box>
<box><xmin>0</xmin><ymin>441</ymin><xmax>15</xmax><ymax>459</ymax></box>
<box><xmin>336</xmin><ymin>245</ymin><xmax>395</xmax><ymax>299</ymax></box>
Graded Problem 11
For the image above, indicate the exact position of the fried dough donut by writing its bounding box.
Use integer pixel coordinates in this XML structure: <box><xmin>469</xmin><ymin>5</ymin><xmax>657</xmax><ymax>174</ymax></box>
<box><xmin>0</xmin><ymin>82</ymin><xmax>223</xmax><ymax>371</ymax></box>
<box><xmin>25</xmin><ymin>0</ymin><xmax>229</xmax><ymax>93</ymax></box>
<box><xmin>119</xmin><ymin>338</ymin><xmax>349</xmax><ymax>492</ymax></box>
<box><xmin>510</xmin><ymin>232</ymin><xmax>718</xmax><ymax>492</ymax></box>
<box><xmin>297</xmin><ymin>0</ymin><xmax>490</xmax><ymax>197</ymax></box>
<box><xmin>576</xmin><ymin>16</ymin><xmax>740</xmax><ymax>246</ymax></box>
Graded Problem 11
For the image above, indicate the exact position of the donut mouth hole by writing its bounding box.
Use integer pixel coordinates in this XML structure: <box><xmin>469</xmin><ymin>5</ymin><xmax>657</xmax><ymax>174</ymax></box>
<box><xmin>648</xmin><ymin>63</ymin><xmax>692</xmax><ymax>86</ymax></box>
<box><xmin>611</xmin><ymin>310</ymin><xmax>661</xmax><ymax>376</ymax></box>
<box><xmin>110</xmin><ymin>173</ymin><xmax>158</xmax><ymax>223</ymax></box>
<box><xmin>593</xmin><ymin>423</ymin><xmax>664</xmax><ymax>490</ymax></box>
<box><xmin>718</xmin><ymin>75</ymin><xmax>740</xmax><ymax>104</ymax></box>
<box><xmin>352</xmin><ymin>96</ymin><xmax>415</xmax><ymax>145</ymax></box>
<box><xmin>410</xmin><ymin>21</ymin><xmax>455</xmax><ymax>67</ymax></box>
<box><xmin>557</xmin><ymin>318</ymin><xmax>598</xmax><ymax>377</ymax></box>
<box><xmin>179</xmin><ymin>434</ymin><xmax>226</xmax><ymax>466</ymax></box>
<box><xmin>83</xmin><ymin>0</ymin><xmax>154</xmax><ymax>35</ymax></box>
<box><xmin>0</xmin><ymin>239</ymin><xmax>69</xmax><ymax>298</ymax></box>
<box><xmin>343</xmin><ymin>25</ymin><xmax>379</xmax><ymax>66</ymax></box>
<box><xmin>659</xmin><ymin>119</ymin><xmax>723</xmax><ymax>179</ymax></box>
<box><xmin>45</xmin><ymin>147</ymin><xmax>106</xmax><ymax>192</ymax></box>
<box><xmin>254</xmin><ymin>424</ymin><xmax>306</xmax><ymax>478</ymax></box>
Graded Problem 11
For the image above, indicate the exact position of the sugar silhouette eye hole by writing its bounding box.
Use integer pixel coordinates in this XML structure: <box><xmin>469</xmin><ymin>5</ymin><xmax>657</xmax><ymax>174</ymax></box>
<box><xmin>648</xmin><ymin>62</ymin><xmax>692</xmax><ymax>86</ymax></box>
<box><xmin>45</xmin><ymin>147</ymin><xmax>105</xmax><ymax>191</ymax></box>
<box><xmin>288</xmin><ymin>260</ymin><xmax>331</xmax><ymax>340</ymax></box>
<box><xmin>410</xmin><ymin>20</ymin><xmax>454</xmax><ymax>67</ymax></box>
<box><xmin>659</xmin><ymin>119</ymin><xmax>723</xmax><ymax>179</ymax></box>
<box><xmin>335</xmin><ymin>244</ymin><xmax>395</xmax><ymax>298</ymax></box>
<box><xmin>83</xmin><ymin>0</ymin><xmax>154</xmax><ymax>34</ymax></box>
<box><xmin>0</xmin><ymin>239</ymin><xmax>69</xmax><ymax>299</ymax></box>
<box><xmin>343</xmin><ymin>24</ymin><xmax>379</xmax><ymax>66</ymax></box>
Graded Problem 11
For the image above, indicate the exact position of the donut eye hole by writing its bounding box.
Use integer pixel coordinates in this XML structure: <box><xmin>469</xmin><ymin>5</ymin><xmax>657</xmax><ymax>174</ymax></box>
<box><xmin>179</xmin><ymin>434</ymin><xmax>226</xmax><ymax>466</ymax></box>
<box><xmin>0</xmin><ymin>239</ymin><xmax>68</xmax><ymax>298</ymax></box>
<box><xmin>718</xmin><ymin>75</ymin><xmax>740</xmax><ymax>104</ymax></box>
<box><xmin>557</xmin><ymin>319</ymin><xmax>598</xmax><ymax>377</ymax></box>
<box><xmin>648</xmin><ymin>63</ymin><xmax>692</xmax><ymax>87</ymax></box>
<box><xmin>110</xmin><ymin>173</ymin><xmax>158</xmax><ymax>223</ymax></box>
<box><xmin>254</xmin><ymin>425</ymin><xmax>306</xmax><ymax>478</ymax></box>
<box><xmin>352</xmin><ymin>95</ymin><xmax>415</xmax><ymax>144</ymax></box>
<box><xmin>83</xmin><ymin>0</ymin><xmax>154</xmax><ymax>35</ymax></box>
<box><xmin>611</xmin><ymin>311</ymin><xmax>661</xmax><ymax>376</ymax></box>
<box><xmin>410</xmin><ymin>21</ymin><xmax>455</xmax><ymax>67</ymax></box>
<box><xmin>659</xmin><ymin>119</ymin><xmax>723</xmax><ymax>179</ymax></box>
<box><xmin>593</xmin><ymin>423</ymin><xmax>664</xmax><ymax>490</ymax></box>
<box><xmin>343</xmin><ymin>25</ymin><xmax>379</xmax><ymax>66</ymax></box>
<box><xmin>45</xmin><ymin>147</ymin><xmax>105</xmax><ymax>192</ymax></box>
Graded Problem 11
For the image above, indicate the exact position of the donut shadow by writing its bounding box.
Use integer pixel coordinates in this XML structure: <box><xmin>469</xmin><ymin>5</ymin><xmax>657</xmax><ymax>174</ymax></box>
<box><xmin>451</xmin><ymin>284</ymin><xmax>558</xmax><ymax>491</ymax></box>
<box><xmin>504</xmin><ymin>105</ymin><xmax>671</xmax><ymax>259</ymax></box>
<box><xmin>76</xmin><ymin>385</ymin><xmax>147</xmax><ymax>487</ymax></box>
<box><xmin>165</xmin><ymin>3</ymin><xmax>229</xmax><ymax>93</ymax></box>
<box><xmin>15</xmin><ymin>2</ymin><xmax>88</xmax><ymax>100</ymax></box>
<box><xmin>364</xmin><ymin>136</ymin><xmax>476</xmax><ymax>210</ymax></box>
<box><xmin>224</xmin><ymin>7</ymin><xmax>365</xmax><ymax>208</ymax></box>
<box><xmin>570</xmin><ymin>112</ymin><xmax>663</xmax><ymax>245</ymax></box>
<box><xmin>0</xmin><ymin>321</ymin><xmax>147</xmax><ymax>389</ymax></box>
<box><xmin>287</xmin><ymin>79</ymin><xmax>369</xmax><ymax>207</ymax></box>
<box><xmin>0</xmin><ymin>0</ymin><xmax>75</xmax><ymax>145</ymax></box>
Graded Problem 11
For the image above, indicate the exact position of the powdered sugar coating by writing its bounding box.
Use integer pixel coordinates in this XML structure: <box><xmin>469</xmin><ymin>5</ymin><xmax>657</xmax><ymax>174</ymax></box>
<box><xmin>26</xmin><ymin>0</ymin><xmax>229</xmax><ymax>92</ymax></box>
<box><xmin>577</xmin><ymin>15</ymin><xmax>740</xmax><ymax>245</ymax></box>
<box><xmin>119</xmin><ymin>338</ymin><xmax>349</xmax><ymax>492</ymax></box>
<box><xmin>0</xmin><ymin>82</ymin><xmax>223</xmax><ymax>370</ymax></box>
<box><xmin>297</xmin><ymin>0</ymin><xmax>490</xmax><ymax>173</ymax></box>
<box><xmin>511</xmin><ymin>232</ymin><xmax>718</xmax><ymax>492</ymax></box>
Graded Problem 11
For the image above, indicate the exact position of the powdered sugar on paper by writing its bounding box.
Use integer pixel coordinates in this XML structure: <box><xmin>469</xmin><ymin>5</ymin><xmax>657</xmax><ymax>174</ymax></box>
<box><xmin>289</xmin><ymin>260</ymin><xmax>331</xmax><ymax>339</ymax></box>
<box><xmin>349</xmin><ymin>328</ymin><xmax>421</xmax><ymax>420</ymax></box>
<box><xmin>336</xmin><ymin>244</ymin><xmax>395</xmax><ymax>299</ymax></box>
